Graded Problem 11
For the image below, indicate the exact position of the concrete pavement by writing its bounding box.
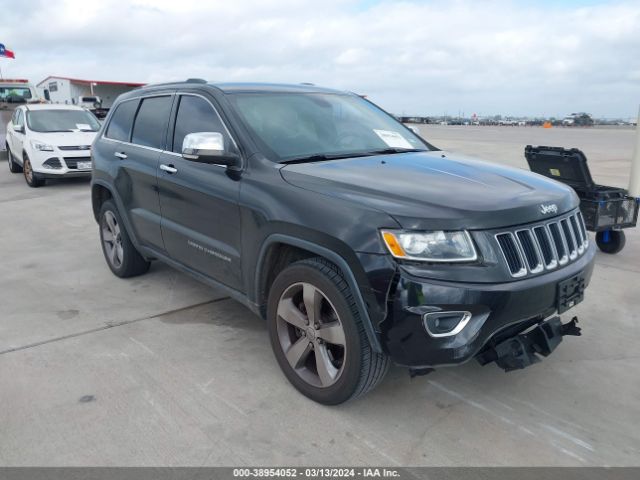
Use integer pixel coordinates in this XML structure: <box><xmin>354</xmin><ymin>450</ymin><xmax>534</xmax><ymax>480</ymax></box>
<box><xmin>1</xmin><ymin>126</ymin><xmax>639</xmax><ymax>466</ymax></box>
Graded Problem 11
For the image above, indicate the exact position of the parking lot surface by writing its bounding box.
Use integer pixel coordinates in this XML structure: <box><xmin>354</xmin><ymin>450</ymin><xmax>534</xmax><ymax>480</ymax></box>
<box><xmin>1</xmin><ymin>125</ymin><xmax>639</xmax><ymax>466</ymax></box>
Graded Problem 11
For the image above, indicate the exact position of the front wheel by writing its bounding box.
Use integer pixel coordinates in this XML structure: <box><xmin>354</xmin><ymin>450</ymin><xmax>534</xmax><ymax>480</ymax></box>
<box><xmin>99</xmin><ymin>200</ymin><xmax>150</xmax><ymax>277</ymax></box>
<box><xmin>596</xmin><ymin>230</ymin><xmax>626</xmax><ymax>254</ymax></box>
<box><xmin>23</xmin><ymin>156</ymin><xmax>44</xmax><ymax>187</ymax></box>
<box><xmin>267</xmin><ymin>258</ymin><xmax>389</xmax><ymax>405</ymax></box>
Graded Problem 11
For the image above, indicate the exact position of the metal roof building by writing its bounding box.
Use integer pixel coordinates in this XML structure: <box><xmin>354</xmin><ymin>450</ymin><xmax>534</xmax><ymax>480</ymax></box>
<box><xmin>36</xmin><ymin>76</ymin><xmax>145</xmax><ymax>108</ymax></box>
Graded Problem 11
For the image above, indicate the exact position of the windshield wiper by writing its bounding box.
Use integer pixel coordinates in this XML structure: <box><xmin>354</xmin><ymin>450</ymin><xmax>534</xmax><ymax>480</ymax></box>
<box><xmin>281</xmin><ymin>153</ymin><xmax>372</xmax><ymax>164</ymax></box>
<box><xmin>281</xmin><ymin>148</ymin><xmax>427</xmax><ymax>164</ymax></box>
<box><xmin>365</xmin><ymin>147</ymin><xmax>426</xmax><ymax>155</ymax></box>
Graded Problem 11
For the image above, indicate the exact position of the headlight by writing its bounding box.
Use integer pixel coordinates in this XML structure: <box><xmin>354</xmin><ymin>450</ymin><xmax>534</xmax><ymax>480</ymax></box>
<box><xmin>30</xmin><ymin>140</ymin><xmax>54</xmax><ymax>151</ymax></box>
<box><xmin>381</xmin><ymin>230</ymin><xmax>477</xmax><ymax>262</ymax></box>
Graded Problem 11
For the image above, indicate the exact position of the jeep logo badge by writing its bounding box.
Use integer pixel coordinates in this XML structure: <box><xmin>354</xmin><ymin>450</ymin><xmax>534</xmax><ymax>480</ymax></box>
<box><xmin>540</xmin><ymin>203</ymin><xmax>558</xmax><ymax>215</ymax></box>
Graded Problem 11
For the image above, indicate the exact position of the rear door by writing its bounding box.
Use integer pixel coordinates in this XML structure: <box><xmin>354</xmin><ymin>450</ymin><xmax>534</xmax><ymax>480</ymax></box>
<box><xmin>157</xmin><ymin>93</ymin><xmax>242</xmax><ymax>289</ymax></box>
<box><xmin>101</xmin><ymin>94</ymin><xmax>174</xmax><ymax>251</ymax></box>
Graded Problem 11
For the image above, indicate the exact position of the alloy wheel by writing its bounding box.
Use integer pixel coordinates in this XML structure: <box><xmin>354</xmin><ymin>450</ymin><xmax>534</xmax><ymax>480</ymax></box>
<box><xmin>24</xmin><ymin>159</ymin><xmax>33</xmax><ymax>183</ymax></box>
<box><xmin>102</xmin><ymin>211</ymin><xmax>124</xmax><ymax>268</ymax></box>
<box><xmin>276</xmin><ymin>282</ymin><xmax>347</xmax><ymax>388</ymax></box>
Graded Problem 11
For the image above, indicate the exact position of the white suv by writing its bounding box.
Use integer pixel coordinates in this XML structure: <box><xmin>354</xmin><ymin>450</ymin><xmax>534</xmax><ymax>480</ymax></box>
<box><xmin>5</xmin><ymin>104</ymin><xmax>100</xmax><ymax>187</ymax></box>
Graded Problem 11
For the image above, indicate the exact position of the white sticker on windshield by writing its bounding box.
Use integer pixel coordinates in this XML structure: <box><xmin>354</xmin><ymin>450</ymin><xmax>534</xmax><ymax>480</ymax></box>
<box><xmin>373</xmin><ymin>129</ymin><xmax>413</xmax><ymax>149</ymax></box>
<box><xmin>76</xmin><ymin>123</ymin><xmax>91</xmax><ymax>130</ymax></box>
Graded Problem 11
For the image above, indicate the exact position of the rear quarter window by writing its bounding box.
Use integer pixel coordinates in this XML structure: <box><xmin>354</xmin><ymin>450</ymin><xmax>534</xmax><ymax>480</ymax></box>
<box><xmin>105</xmin><ymin>99</ymin><xmax>139</xmax><ymax>142</ymax></box>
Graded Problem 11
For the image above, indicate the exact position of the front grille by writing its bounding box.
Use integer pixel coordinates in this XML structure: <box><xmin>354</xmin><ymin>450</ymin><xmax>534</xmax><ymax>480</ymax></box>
<box><xmin>496</xmin><ymin>233</ymin><xmax>526</xmax><ymax>277</ymax></box>
<box><xmin>532</xmin><ymin>226</ymin><xmax>555</xmax><ymax>268</ymax></box>
<box><xmin>516</xmin><ymin>229</ymin><xmax>543</xmax><ymax>273</ymax></box>
<box><xmin>58</xmin><ymin>145</ymin><xmax>91</xmax><ymax>151</ymax></box>
<box><xmin>63</xmin><ymin>157</ymin><xmax>91</xmax><ymax>169</ymax></box>
<box><xmin>548</xmin><ymin>222</ymin><xmax>567</xmax><ymax>264</ymax></box>
<box><xmin>495</xmin><ymin>211</ymin><xmax>588</xmax><ymax>278</ymax></box>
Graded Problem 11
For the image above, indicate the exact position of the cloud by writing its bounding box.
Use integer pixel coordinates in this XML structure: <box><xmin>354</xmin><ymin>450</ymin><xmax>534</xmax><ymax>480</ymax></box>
<box><xmin>2</xmin><ymin>0</ymin><xmax>639</xmax><ymax>117</ymax></box>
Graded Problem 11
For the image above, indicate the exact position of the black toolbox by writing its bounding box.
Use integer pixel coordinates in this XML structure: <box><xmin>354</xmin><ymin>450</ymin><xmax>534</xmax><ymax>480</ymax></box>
<box><xmin>525</xmin><ymin>145</ymin><xmax>638</xmax><ymax>253</ymax></box>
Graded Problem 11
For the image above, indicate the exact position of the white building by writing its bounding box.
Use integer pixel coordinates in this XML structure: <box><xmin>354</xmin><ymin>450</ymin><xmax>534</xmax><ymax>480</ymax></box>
<box><xmin>36</xmin><ymin>76</ymin><xmax>145</xmax><ymax>108</ymax></box>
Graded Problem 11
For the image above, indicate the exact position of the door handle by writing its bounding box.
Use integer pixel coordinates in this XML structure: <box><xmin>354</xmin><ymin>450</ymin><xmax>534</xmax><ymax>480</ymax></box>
<box><xmin>114</xmin><ymin>152</ymin><xmax>127</xmax><ymax>159</ymax></box>
<box><xmin>160</xmin><ymin>164</ymin><xmax>178</xmax><ymax>174</ymax></box>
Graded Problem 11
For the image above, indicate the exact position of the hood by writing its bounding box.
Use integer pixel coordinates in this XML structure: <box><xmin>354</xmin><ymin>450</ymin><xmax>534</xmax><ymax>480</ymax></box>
<box><xmin>280</xmin><ymin>151</ymin><xmax>579</xmax><ymax>230</ymax></box>
<box><xmin>31</xmin><ymin>131</ymin><xmax>98</xmax><ymax>148</ymax></box>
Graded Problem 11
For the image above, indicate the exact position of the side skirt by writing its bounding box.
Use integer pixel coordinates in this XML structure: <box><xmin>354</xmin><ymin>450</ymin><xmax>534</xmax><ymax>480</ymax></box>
<box><xmin>138</xmin><ymin>245</ymin><xmax>262</xmax><ymax>318</ymax></box>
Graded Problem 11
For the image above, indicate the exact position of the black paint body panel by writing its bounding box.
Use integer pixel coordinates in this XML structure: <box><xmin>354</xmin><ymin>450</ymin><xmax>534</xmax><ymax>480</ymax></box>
<box><xmin>91</xmin><ymin>81</ymin><xmax>595</xmax><ymax>367</ymax></box>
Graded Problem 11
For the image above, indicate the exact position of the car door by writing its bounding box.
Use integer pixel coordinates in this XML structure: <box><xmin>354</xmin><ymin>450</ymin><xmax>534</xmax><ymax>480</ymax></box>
<box><xmin>8</xmin><ymin>108</ymin><xmax>25</xmax><ymax>159</ymax></box>
<box><xmin>101</xmin><ymin>95</ymin><xmax>173</xmax><ymax>252</ymax></box>
<box><xmin>157</xmin><ymin>93</ymin><xmax>242</xmax><ymax>290</ymax></box>
<box><xmin>5</xmin><ymin>108</ymin><xmax>17</xmax><ymax>153</ymax></box>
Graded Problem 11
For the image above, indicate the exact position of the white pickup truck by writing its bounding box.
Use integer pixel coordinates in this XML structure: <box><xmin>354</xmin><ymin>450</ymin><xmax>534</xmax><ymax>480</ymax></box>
<box><xmin>76</xmin><ymin>95</ymin><xmax>108</xmax><ymax>118</ymax></box>
<box><xmin>77</xmin><ymin>95</ymin><xmax>101</xmax><ymax>109</ymax></box>
<box><xmin>0</xmin><ymin>79</ymin><xmax>39</xmax><ymax>110</ymax></box>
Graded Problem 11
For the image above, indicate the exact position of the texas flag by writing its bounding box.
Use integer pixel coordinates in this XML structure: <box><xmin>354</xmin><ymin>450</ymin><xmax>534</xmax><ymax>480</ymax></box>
<box><xmin>0</xmin><ymin>43</ymin><xmax>16</xmax><ymax>59</ymax></box>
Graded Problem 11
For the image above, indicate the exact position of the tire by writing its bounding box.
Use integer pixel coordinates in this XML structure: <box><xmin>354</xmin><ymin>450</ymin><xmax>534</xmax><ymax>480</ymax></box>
<box><xmin>267</xmin><ymin>257</ymin><xmax>389</xmax><ymax>405</ymax></box>
<box><xmin>99</xmin><ymin>200</ymin><xmax>150</xmax><ymax>277</ymax></box>
<box><xmin>6</xmin><ymin>143</ymin><xmax>22</xmax><ymax>173</ymax></box>
<box><xmin>596</xmin><ymin>230</ymin><xmax>626</xmax><ymax>254</ymax></box>
<box><xmin>23</xmin><ymin>155</ymin><xmax>45</xmax><ymax>187</ymax></box>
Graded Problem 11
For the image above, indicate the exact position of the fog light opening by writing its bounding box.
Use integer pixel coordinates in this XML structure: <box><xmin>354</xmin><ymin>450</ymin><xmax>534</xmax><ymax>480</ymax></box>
<box><xmin>423</xmin><ymin>311</ymin><xmax>472</xmax><ymax>337</ymax></box>
<box><xmin>43</xmin><ymin>158</ymin><xmax>63</xmax><ymax>169</ymax></box>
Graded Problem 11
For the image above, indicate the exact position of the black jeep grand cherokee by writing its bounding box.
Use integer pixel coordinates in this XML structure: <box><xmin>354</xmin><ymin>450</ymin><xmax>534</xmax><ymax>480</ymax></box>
<box><xmin>91</xmin><ymin>80</ymin><xmax>595</xmax><ymax>404</ymax></box>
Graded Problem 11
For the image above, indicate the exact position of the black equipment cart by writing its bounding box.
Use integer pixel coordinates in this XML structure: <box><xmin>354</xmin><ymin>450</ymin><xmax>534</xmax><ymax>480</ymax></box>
<box><xmin>525</xmin><ymin>145</ymin><xmax>639</xmax><ymax>254</ymax></box>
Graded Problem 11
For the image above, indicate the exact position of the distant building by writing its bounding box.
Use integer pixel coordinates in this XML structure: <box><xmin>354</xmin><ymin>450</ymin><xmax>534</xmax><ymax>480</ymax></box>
<box><xmin>36</xmin><ymin>76</ymin><xmax>145</xmax><ymax>109</ymax></box>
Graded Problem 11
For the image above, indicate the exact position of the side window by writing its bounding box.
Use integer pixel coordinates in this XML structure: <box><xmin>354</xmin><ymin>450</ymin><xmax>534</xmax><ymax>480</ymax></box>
<box><xmin>105</xmin><ymin>100</ymin><xmax>138</xmax><ymax>142</ymax></box>
<box><xmin>15</xmin><ymin>110</ymin><xmax>24</xmax><ymax>127</ymax></box>
<box><xmin>172</xmin><ymin>95</ymin><xmax>230</xmax><ymax>153</ymax></box>
<box><xmin>131</xmin><ymin>96</ymin><xmax>173</xmax><ymax>149</ymax></box>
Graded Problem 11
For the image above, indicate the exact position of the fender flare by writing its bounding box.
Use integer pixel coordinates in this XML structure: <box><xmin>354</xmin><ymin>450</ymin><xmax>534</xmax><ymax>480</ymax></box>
<box><xmin>255</xmin><ymin>234</ymin><xmax>383</xmax><ymax>353</ymax></box>
<box><xmin>90</xmin><ymin>179</ymin><xmax>144</xmax><ymax>252</ymax></box>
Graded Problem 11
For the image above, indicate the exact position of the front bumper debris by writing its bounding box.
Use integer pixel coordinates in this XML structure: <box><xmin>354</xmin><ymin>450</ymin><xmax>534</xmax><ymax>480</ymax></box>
<box><xmin>476</xmin><ymin>316</ymin><xmax>581</xmax><ymax>371</ymax></box>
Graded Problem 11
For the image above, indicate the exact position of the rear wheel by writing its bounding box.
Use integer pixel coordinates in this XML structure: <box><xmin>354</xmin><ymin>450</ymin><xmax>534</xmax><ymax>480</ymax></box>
<box><xmin>23</xmin><ymin>156</ymin><xmax>45</xmax><ymax>187</ymax></box>
<box><xmin>596</xmin><ymin>230</ymin><xmax>625</xmax><ymax>254</ymax></box>
<box><xmin>99</xmin><ymin>200</ymin><xmax>150</xmax><ymax>277</ymax></box>
<box><xmin>6</xmin><ymin>144</ymin><xmax>22</xmax><ymax>173</ymax></box>
<box><xmin>267</xmin><ymin>257</ymin><xmax>389</xmax><ymax>404</ymax></box>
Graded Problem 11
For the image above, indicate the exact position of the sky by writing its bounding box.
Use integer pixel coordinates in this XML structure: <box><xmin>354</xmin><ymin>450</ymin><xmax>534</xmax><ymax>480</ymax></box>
<box><xmin>1</xmin><ymin>0</ymin><xmax>639</xmax><ymax>118</ymax></box>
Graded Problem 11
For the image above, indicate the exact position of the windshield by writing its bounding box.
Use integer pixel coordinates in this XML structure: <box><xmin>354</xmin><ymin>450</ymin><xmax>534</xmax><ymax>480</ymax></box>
<box><xmin>0</xmin><ymin>86</ymin><xmax>33</xmax><ymax>102</ymax></box>
<box><xmin>228</xmin><ymin>92</ymin><xmax>432</xmax><ymax>162</ymax></box>
<box><xmin>26</xmin><ymin>109</ymin><xmax>101</xmax><ymax>133</ymax></box>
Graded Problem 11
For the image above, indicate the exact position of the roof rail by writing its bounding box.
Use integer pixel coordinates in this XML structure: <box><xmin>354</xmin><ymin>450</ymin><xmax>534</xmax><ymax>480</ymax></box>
<box><xmin>186</xmin><ymin>78</ymin><xmax>207</xmax><ymax>84</ymax></box>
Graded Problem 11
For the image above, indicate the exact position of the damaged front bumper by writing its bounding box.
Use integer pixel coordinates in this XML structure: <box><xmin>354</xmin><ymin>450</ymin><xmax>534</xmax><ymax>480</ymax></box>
<box><xmin>381</xmin><ymin>242</ymin><xmax>595</xmax><ymax>369</ymax></box>
<box><xmin>476</xmin><ymin>316</ymin><xmax>581</xmax><ymax>371</ymax></box>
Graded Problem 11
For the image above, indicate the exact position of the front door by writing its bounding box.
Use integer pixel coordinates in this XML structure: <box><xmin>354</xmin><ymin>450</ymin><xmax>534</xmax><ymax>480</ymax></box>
<box><xmin>157</xmin><ymin>93</ymin><xmax>242</xmax><ymax>290</ymax></box>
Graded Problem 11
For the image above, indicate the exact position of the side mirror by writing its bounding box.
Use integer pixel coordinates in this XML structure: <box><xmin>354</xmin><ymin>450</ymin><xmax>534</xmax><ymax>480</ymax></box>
<box><xmin>14</xmin><ymin>124</ymin><xmax>25</xmax><ymax>134</ymax></box>
<box><xmin>182</xmin><ymin>132</ymin><xmax>240</xmax><ymax>168</ymax></box>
